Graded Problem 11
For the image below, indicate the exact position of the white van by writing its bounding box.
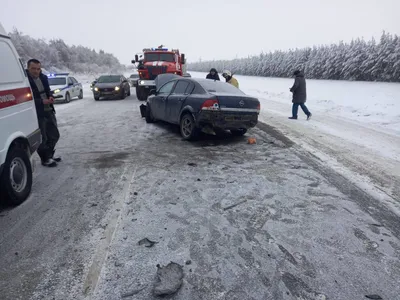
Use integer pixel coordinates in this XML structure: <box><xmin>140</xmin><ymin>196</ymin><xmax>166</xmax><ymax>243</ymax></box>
<box><xmin>0</xmin><ymin>23</ymin><xmax>41</xmax><ymax>205</ymax></box>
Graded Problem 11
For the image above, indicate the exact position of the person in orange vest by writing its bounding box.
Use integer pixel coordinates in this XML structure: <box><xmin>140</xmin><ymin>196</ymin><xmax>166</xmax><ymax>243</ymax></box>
<box><xmin>222</xmin><ymin>70</ymin><xmax>239</xmax><ymax>88</ymax></box>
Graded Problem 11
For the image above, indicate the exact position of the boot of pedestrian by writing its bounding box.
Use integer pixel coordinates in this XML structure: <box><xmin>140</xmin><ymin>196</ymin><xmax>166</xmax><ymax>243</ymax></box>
<box><xmin>52</xmin><ymin>150</ymin><xmax>62</xmax><ymax>162</ymax></box>
<box><xmin>42</xmin><ymin>158</ymin><xmax>57</xmax><ymax>167</ymax></box>
<box><xmin>288</xmin><ymin>116</ymin><xmax>297</xmax><ymax>120</ymax></box>
<box><xmin>307</xmin><ymin>113</ymin><xmax>312</xmax><ymax>120</ymax></box>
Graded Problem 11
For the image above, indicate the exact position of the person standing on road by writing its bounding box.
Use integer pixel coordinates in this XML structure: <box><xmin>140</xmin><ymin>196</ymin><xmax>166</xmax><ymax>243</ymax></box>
<box><xmin>26</xmin><ymin>59</ymin><xmax>61</xmax><ymax>167</ymax></box>
<box><xmin>206</xmin><ymin>68</ymin><xmax>220</xmax><ymax>81</ymax></box>
<box><xmin>289</xmin><ymin>70</ymin><xmax>312</xmax><ymax>120</ymax></box>
<box><xmin>222</xmin><ymin>70</ymin><xmax>239</xmax><ymax>88</ymax></box>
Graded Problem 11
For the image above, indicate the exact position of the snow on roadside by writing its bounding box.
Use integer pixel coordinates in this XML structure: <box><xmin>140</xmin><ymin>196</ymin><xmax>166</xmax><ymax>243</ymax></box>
<box><xmin>190</xmin><ymin>71</ymin><xmax>400</xmax><ymax>135</ymax></box>
<box><xmin>189</xmin><ymin>71</ymin><xmax>400</xmax><ymax>213</ymax></box>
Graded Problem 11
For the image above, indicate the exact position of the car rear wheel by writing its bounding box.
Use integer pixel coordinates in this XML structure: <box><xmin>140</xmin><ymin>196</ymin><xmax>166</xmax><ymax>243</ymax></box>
<box><xmin>230</xmin><ymin>128</ymin><xmax>247</xmax><ymax>136</ymax></box>
<box><xmin>78</xmin><ymin>90</ymin><xmax>83</xmax><ymax>99</ymax></box>
<box><xmin>180</xmin><ymin>113</ymin><xmax>199</xmax><ymax>141</ymax></box>
<box><xmin>0</xmin><ymin>147</ymin><xmax>33</xmax><ymax>206</ymax></box>
<box><xmin>65</xmin><ymin>92</ymin><xmax>71</xmax><ymax>103</ymax></box>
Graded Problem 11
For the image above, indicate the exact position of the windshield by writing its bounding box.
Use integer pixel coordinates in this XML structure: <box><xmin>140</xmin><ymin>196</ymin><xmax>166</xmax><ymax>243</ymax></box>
<box><xmin>48</xmin><ymin>77</ymin><xmax>66</xmax><ymax>86</ymax></box>
<box><xmin>97</xmin><ymin>75</ymin><xmax>121</xmax><ymax>83</ymax></box>
<box><xmin>130</xmin><ymin>74</ymin><xmax>139</xmax><ymax>78</ymax></box>
<box><xmin>199</xmin><ymin>80</ymin><xmax>245</xmax><ymax>95</ymax></box>
<box><xmin>145</xmin><ymin>53</ymin><xmax>175</xmax><ymax>62</ymax></box>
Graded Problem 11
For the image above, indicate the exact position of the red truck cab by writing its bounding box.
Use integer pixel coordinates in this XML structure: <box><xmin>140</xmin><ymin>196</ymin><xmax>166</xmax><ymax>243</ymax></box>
<box><xmin>132</xmin><ymin>47</ymin><xmax>186</xmax><ymax>100</ymax></box>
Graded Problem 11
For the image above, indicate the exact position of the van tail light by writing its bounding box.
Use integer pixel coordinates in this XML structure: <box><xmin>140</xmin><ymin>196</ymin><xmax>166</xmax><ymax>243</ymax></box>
<box><xmin>257</xmin><ymin>103</ymin><xmax>261</xmax><ymax>112</ymax></box>
<box><xmin>201</xmin><ymin>99</ymin><xmax>219</xmax><ymax>111</ymax></box>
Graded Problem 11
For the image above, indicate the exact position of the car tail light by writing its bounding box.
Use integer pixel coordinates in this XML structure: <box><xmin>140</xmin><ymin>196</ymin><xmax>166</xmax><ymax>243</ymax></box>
<box><xmin>257</xmin><ymin>103</ymin><xmax>261</xmax><ymax>111</ymax></box>
<box><xmin>201</xmin><ymin>99</ymin><xmax>219</xmax><ymax>111</ymax></box>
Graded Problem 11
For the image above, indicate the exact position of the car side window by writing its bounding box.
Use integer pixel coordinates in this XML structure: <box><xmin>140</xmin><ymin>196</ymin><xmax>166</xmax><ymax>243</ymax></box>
<box><xmin>171</xmin><ymin>80</ymin><xmax>189</xmax><ymax>95</ymax></box>
<box><xmin>158</xmin><ymin>81</ymin><xmax>175</xmax><ymax>95</ymax></box>
<box><xmin>68</xmin><ymin>77</ymin><xmax>74</xmax><ymax>85</ymax></box>
<box><xmin>184</xmin><ymin>82</ymin><xmax>195</xmax><ymax>95</ymax></box>
<box><xmin>71</xmin><ymin>77</ymin><xmax>78</xmax><ymax>84</ymax></box>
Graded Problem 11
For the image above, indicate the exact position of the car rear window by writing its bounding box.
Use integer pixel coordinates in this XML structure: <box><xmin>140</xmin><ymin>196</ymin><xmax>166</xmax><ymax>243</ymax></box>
<box><xmin>48</xmin><ymin>77</ymin><xmax>66</xmax><ymax>85</ymax></box>
<box><xmin>199</xmin><ymin>80</ymin><xmax>245</xmax><ymax>95</ymax></box>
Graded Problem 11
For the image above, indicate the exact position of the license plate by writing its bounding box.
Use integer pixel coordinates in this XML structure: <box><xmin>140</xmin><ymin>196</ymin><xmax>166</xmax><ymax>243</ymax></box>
<box><xmin>225</xmin><ymin>116</ymin><xmax>251</xmax><ymax>121</ymax></box>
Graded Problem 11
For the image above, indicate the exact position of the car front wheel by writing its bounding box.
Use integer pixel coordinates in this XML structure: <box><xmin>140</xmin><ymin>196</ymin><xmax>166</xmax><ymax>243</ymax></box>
<box><xmin>0</xmin><ymin>147</ymin><xmax>33</xmax><ymax>205</ymax></box>
<box><xmin>78</xmin><ymin>90</ymin><xmax>83</xmax><ymax>99</ymax></box>
<box><xmin>65</xmin><ymin>92</ymin><xmax>71</xmax><ymax>103</ymax></box>
<box><xmin>180</xmin><ymin>113</ymin><xmax>199</xmax><ymax>141</ymax></box>
<box><xmin>145</xmin><ymin>104</ymin><xmax>155</xmax><ymax>123</ymax></box>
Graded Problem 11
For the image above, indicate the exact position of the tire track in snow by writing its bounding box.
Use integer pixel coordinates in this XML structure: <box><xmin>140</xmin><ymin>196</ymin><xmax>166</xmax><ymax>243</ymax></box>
<box><xmin>82</xmin><ymin>166</ymin><xmax>137</xmax><ymax>298</ymax></box>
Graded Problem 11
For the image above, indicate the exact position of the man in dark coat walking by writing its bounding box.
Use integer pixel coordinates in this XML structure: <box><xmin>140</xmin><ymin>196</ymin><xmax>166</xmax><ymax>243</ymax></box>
<box><xmin>206</xmin><ymin>68</ymin><xmax>220</xmax><ymax>81</ymax></box>
<box><xmin>289</xmin><ymin>70</ymin><xmax>312</xmax><ymax>120</ymax></box>
<box><xmin>26</xmin><ymin>59</ymin><xmax>61</xmax><ymax>167</ymax></box>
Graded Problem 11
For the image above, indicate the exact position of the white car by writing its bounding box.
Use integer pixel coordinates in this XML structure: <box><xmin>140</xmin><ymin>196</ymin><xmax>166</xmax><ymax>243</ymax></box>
<box><xmin>0</xmin><ymin>22</ymin><xmax>40</xmax><ymax>205</ymax></box>
<box><xmin>47</xmin><ymin>73</ymin><xmax>83</xmax><ymax>103</ymax></box>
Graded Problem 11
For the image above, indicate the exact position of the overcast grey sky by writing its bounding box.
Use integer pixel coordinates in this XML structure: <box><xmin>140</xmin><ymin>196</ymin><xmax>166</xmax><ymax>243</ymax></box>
<box><xmin>1</xmin><ymin>0</ymin><xmax>399</xmax><ymax>64</ymax></box>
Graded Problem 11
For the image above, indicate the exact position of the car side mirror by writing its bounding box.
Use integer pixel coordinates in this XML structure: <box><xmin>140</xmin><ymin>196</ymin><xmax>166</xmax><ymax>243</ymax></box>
<box><xmin>135</xmin><ymin>55</ymin><xmax>139</xmax><ymax>62</ymax></box>
<box><xmin>149</xmin><ymin>89</ymin><xmax>156</xmax><ymax>96</ymax></box>
<box><xmin>68</xmin><ymin>82</ymin><xmax>73</xmax><ymax>86</ymax></box>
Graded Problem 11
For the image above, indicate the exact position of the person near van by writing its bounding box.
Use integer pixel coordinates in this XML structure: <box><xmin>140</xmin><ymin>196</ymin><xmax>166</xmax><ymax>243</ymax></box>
<box><xmin>222</xmin><ymin>70</ymin><xmax>239</xmax><ymax>88</ymax></box>
<box><xmin>26</xmin><ymin>59</ymin><xmax>61</xmax><ymax>167</ymax></box>
<box><xmin>206</xmin><ymin>68</ymin><xmax>220</xmax><ymax>81</ymax></box>
<box><xmin>289</xmin><ymin>70</ymin><xmax>312</xmax><ymax>120</ymax></box>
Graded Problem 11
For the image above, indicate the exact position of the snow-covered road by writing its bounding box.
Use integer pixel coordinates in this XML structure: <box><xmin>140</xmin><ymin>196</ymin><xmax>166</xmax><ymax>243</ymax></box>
<box><xmin>0</xmin><ymin>82</ymin><xmax>399</xmax><ymax>300</ymax></box>
<box><xmin>191</xmin><ymin>72</ymin><xmax>400</xmax><ymax>213</ymax></box>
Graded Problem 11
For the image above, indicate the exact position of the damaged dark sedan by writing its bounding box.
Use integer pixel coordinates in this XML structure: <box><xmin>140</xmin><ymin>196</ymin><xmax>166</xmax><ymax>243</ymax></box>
<box><xmin>140</xmin><ymin>74</ymin><xmax>260</xmax><ymax>140</ymax></box>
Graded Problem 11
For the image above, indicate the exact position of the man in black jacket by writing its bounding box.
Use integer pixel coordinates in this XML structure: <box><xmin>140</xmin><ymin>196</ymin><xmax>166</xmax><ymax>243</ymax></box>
<box><xmin>206</xmin><ymin>68</ymin><xmax>220</xmax><ymax>81</ymax></box>
<box><xmin>289</xmin><ymin>70</ymin><xmax>312</xmax><ymax>120</ymax></box>
<box><xmin>27</xmin><ymin>59</ymin><xmax>61</xmax><ymax>167</ymax></box>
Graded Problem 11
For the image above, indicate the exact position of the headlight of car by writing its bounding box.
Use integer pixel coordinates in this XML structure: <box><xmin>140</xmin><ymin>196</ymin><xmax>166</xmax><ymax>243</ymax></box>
<box><xmin>94</xmin><ymin>87</ymin><xmax>99</xmax><ymax>91</ymax></box>
<box><xmin>54</xmin><ymin>89</ymin><xmax>60</xmax><ymax>94</ymax></box>
<box><xmin>115</xmin><ymin>86</ymin><xmax>120</xmax><ymax>91</ymax></box>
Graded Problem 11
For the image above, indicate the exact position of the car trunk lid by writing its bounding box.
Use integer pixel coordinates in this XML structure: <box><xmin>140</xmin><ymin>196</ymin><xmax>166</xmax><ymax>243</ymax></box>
<box><xmin>214</xmin><ymin>94</ymin><xmax>260</xmax><ymax>113</ymax></box>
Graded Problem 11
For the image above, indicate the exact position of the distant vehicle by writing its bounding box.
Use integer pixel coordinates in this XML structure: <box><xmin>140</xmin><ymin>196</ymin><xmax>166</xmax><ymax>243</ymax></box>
<box><xmin>47</xmin><ymin>73</ymin><xmax>83</xmax><ymax>103</ymax></box>
<box><xmin>132</xmin><ymin>46</ymin><xmax>186</xmax><ymax>100</ymax></box>
<box><xmin>142</xmin><ymin>74</ymin><xmax>260</xmax><ymax>140</ymax></box>
<box><xmin>90</xmin><ymin>79</ymin><xmax>98</xmax><ymax>91</ymax></box>
<box><xmin>93</xmin><ymin>75</ymin><xmax>130</xmax><ymax>100</ymax></box>
<box><xmin>129</xmin><ymin>73</ymin><xmax>139</xmax><ymax>87</ymax></box>
<box><xmin>0</xmin><ymin>22</ymin><xmax>41</xmax><ymax>205</ymax></box>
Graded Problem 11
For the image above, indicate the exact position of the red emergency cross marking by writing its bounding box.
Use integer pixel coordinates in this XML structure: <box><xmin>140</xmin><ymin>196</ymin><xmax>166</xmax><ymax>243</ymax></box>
<box><xmin>0</xmin><ymin>87</ymin><xmax>33</xmax><ymax>109</ymax></box>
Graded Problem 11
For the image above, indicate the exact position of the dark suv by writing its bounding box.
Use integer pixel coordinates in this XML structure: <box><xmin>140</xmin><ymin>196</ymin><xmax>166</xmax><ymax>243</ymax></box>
<box><xmin>93</xmin><ymin>75</ymin><xmax>131</xmax><ymax>100</ymax></box>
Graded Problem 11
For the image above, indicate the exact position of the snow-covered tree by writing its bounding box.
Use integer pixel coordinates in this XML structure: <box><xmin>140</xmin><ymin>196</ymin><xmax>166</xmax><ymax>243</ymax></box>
<box><xmin>188</xmin><ymin>31</ymin><xmax>400</xmax><ymax>82</ymax></box>
<box><xmin>8</xmin><ymin>29</ymin><xmax>126</xmax><ymax>74</ymax></box>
